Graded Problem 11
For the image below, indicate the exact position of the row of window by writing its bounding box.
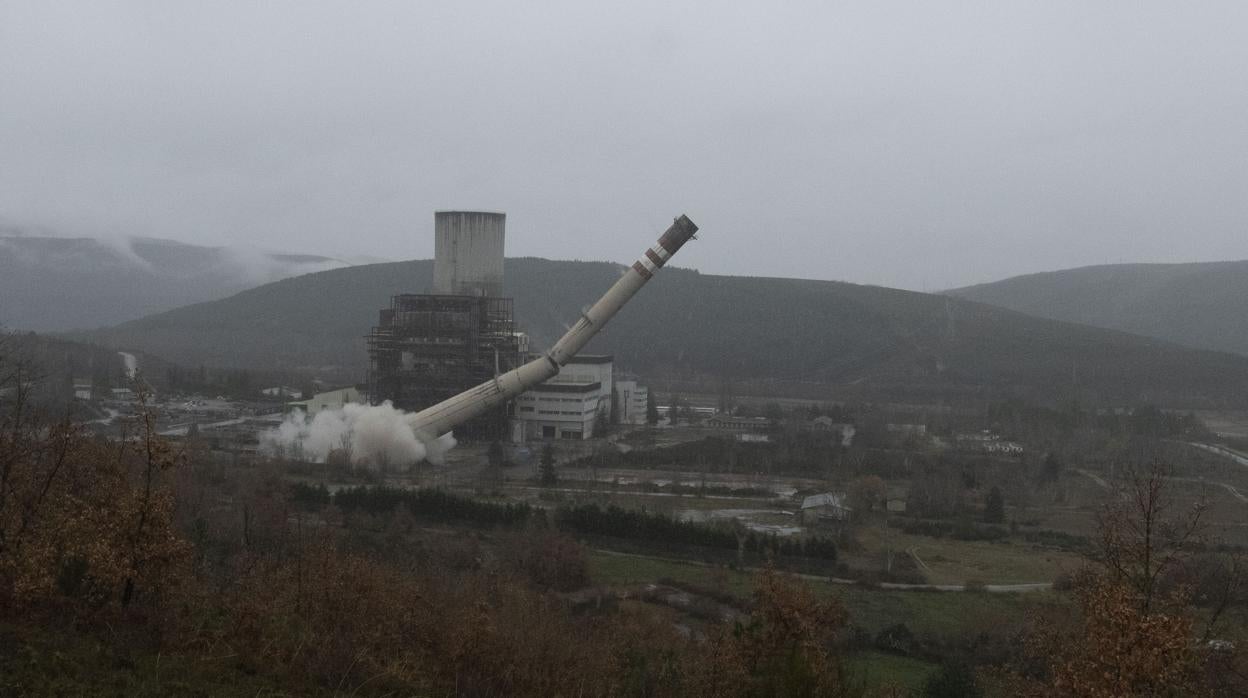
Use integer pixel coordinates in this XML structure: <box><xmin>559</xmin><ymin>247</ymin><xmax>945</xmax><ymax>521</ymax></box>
<box><xmin>517</xmin><ymin>395</ymin><xmax>591</xmax><ymax>404</ymax></box>
<box><xmin>540</xmin><ymin>426</ymin><xmax>584</xmax><ymax>439</ymax></box>
<box><xmin>518</xmin><ymin>406</ymin><xmax>595</xmax><ymax>417</ymax></box>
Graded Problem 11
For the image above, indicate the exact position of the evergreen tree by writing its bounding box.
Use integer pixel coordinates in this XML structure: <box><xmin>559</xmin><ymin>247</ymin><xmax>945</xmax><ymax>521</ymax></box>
<box><xmin>1040</xmin><ymin>452</ymin><xmax>1063</xmax><ymax>483</ymax></box>
<box><xmin>645</xmin><ymin>390</ymin><xmax>659</xmax><ymax>425</ymax></box>
<box><xmin>984</xmin><ymin>485</ymin><xmax>1005</xmax><ymax>524</ymax></box>
<box><xmin>593</xmin><ymin>408</ymin><xmax>609</xmax><ymax>438</ymax></box>
<box><xmin>539</xmin><ymin>444</ymin><xmax>557</xmax><ymax>487</ymax></box>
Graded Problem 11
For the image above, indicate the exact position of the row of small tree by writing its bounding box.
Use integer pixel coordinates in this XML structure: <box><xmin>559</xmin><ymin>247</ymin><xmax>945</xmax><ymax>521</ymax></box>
<box><xmin>555</xmin><ymin>503</ymin><xmax>838</xmax><ymax>563</ymax></box>
<box><xmin>334</xmin><ymin>484</ymin><xmax>534</xmax><ymax>527</ymax></box>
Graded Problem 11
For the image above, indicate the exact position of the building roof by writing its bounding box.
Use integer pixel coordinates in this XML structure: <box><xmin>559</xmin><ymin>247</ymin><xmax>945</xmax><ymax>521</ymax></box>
<box><xmin>801</xmin><ymin>493</ymin><xmax>849</xmax><ymax>510</ymax></box>
<box><xmin>705</xmin><ymin>414</ymin><xmax>772</xmax><ymax>425</ymax></box>
<box><xmin>811</xmin><ymin>416</ymin><xmax>854</xmax><ymax>427</ymax></box>
<box><xmin>532</xmin><ymin>381</ymin><xmax>602</xmax><ymax>394</ymax></box>
<box><xmin>311</xmin><ymin>385</ymin><xmax>360</xmax><ymax>396</ymax></box>
<box><xmin>565</xmin><ymin>354</ymin><xmax>613</xmax><ymax>365</ymax></box>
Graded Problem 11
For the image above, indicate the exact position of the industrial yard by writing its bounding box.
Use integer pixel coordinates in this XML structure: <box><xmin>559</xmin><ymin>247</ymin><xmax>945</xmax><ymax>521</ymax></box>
<box><xmin>7</xmin><ymin>4</ymin><xmax>1248</xmax><ymax>691</ymax></box>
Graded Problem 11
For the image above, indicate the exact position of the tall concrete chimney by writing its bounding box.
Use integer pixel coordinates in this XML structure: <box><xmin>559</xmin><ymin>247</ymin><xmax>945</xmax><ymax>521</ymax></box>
<box><xmin>407</xmin><ymin>215</ymin><xmax>699</xmax><ymax>441</ymax></box>
<box><xmin>432</xmin><ymin>211</ymin><xmax>505</xmax><ymax>297</ymax></box>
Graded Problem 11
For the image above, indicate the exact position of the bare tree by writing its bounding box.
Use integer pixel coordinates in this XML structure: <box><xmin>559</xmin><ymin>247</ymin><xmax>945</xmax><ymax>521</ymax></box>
<box><xmin>1096</xmin><ymin>460</ymin><xmax>1207</xmax><ymax>611</ymax></box>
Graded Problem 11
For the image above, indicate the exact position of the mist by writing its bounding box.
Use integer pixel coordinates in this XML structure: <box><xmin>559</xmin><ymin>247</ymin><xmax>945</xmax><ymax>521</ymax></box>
<box><xmin>3</xmin><ymin>2</ymin><xmax>1247</xmax><ymax>290</ymax></box>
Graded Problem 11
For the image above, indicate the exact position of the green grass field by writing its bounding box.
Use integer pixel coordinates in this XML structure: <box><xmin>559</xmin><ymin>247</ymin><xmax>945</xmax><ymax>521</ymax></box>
<box><xmin>589</xmin><ymin>549</ymin><xmax>757</xmax><ymax>598</ymax></box>
<box><xmin>586</xmin><ymin>550</ymin><xmax>1061</xmax><ymax>639</ymax></box>
<box><xmin>850</xmin><ymin>525</ymin><xmax>1085</xmax><ymax>585</ymax></box>
<box><xmin>827</xmin><ymin>585</ymin><xmax>1052</xmax><ymax>637</ymax></box>
<box><xmin>846</xmin><ymin>651</ymin><xmax>938</xmax><ymax>693</ymax></box>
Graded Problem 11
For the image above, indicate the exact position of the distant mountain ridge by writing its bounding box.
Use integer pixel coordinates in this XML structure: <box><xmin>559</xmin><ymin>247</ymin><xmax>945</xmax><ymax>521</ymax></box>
<box><xmin>947</xmin><ymin>261</ymin><xmax>1248</xmax><ymax>356</ymax></box>
<box><xmin>80</xmin><ymin>258</ymin><xmax>1248</xmax><ymax>409</ymax></box>
<box><xmin>0</xmin><ymin>234</ymin><xmax>351</xmax><ymax>331</ymax></box>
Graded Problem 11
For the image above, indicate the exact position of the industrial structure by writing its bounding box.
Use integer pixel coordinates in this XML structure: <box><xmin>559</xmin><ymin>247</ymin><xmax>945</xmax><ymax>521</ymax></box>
<box><xmin>614</xmin><ymin>378</ymin><xmax>650</xmax><ymax>425</ymax></box>
<box><xmin>432</xmin><ymin>211</ymin><xmax>506</xmax><ymax>297</ymax></box>
<box><xmin>402</xmin><ymin>214</ymin><xmax>699</xmax><ymax>444</ymax></box>
<box><xmin>366</xmin><ymin>211</ymin><xmax>522</xmax><ymax>440</ymax></box>
<box><xmin>285</xmin><ymin>386</ymin><xmax>363</xmax><ymax>418</ymax></box>
<box><xmin>514</xmin><ymin>355</ymin><xmax>615</xmax><ymax>440</ymax></box>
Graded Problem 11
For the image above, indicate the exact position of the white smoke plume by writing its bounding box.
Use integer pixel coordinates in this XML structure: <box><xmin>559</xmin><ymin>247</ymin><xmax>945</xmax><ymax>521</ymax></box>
<box><xmin>261</xmin><ymin>401</ymin><xmax>456</xmax><ymax>470</ymax></box>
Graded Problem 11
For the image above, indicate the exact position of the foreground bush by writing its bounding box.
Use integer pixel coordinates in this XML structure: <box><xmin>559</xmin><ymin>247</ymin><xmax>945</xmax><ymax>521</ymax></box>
<box><xmin>0</xmin><ymin>382</ymin><xmax>189</xmax><ymax>621</ymax></box>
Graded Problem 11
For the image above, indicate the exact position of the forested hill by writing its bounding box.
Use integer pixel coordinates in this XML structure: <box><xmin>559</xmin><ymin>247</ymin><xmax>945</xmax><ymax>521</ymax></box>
<box><xmin>948</xmin><ymin>261</ymin><xmax>1248</xmax><ymax>357</ymax></box>
<box><xmin>81</xmin><ymin>257</ymin><xmax>1248</xmax><ymax>408</ymax></box>
<box><xmin>0</xmin><ymin>234</ymin><xmax>348</xmax><ymax>331</ymax></box>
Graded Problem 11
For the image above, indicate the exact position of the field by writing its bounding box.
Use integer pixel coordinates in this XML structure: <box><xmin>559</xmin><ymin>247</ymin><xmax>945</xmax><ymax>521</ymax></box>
<box><xmin>586</xmin><ymin>549</ymin><xmax>1056</xmax><ymax>694</ymax></box>
<box><xmin>586</xmin><ymin>551</ymin><xmax>1059</xmax><ymax>638</ymax></box>
<box><xmin>849</xmin><ymin>526</ymin><xmax>1084</xmax><ymax>586</ymax></box>
<box><xmin>845</xmin><ymin>652</ymin><xmax>938</xmax><ymax>693</ymax></box>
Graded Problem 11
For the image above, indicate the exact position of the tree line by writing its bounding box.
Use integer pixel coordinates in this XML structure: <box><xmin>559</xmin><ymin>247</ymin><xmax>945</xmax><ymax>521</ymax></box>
<box><xmin>296</xmin><ymin>484</ymin><xmax>840</xmax><ymax>565</ymax></box>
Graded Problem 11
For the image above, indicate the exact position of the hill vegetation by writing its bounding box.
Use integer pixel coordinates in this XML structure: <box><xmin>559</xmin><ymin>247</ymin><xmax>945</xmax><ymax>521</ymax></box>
<box><xmin>0</xmin><ymin>332</ymin><xmax>126</xmax><ymax>411</ymax></box>
<box><xmin>0</xmin><ymin>233</ymin><xmax>347</xmax><ymax>331</ymax></box>
<box><xmin>79</xmin><ymin>257</ymin><xmax>1248</xmax><ymax>408</ymax></box>
<box><xmin>948</xmin><ymin>260</ymin><xmax>1248</xmax><ymax>357</ymax></box>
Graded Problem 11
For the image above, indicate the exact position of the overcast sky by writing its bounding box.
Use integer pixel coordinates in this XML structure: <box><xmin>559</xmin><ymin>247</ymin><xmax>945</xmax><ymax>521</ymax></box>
<box><xmin>2</xmin><ymin>2</ymin><xmax>1247</xmax><ymax>290</ymax></box>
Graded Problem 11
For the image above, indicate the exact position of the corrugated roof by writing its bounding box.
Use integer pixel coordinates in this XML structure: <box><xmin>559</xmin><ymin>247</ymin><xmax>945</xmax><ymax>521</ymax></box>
<box><xmin>531</xmin><ymin>381</ymin><xmax>602</xmax><ymax>394</ymax></box>
<box><xmin>801</xmin><ymin>492</ymin><xmax>849</xmax><ymax>510</ymax></box>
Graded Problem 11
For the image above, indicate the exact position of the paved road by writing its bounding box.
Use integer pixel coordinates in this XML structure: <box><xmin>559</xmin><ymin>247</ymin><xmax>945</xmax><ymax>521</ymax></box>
<box><xmin>1076</xmin><ymin>467</ymin><xmax>1248</xmax><ymax>505</ymax></box>
<box><xmin>1076</xmin><ymin>468</ymin><xmax>1130</xmax><ymax>501</ymax></box>
<box><xmin>1166</xmin><ymin>476</ymin><xmax>1248</xmax><ymax>504</ymax></box>
<box><xmin>1076</xmin><ymin>468</ymin><xmax>1111</xmax><ymax>490</ymax></box>
<box><xmin>1189</xmin><ymin>442</ymin><xmax>1248</xmax><ymax>468</ymax></box>
<box><xmin>907</xmin><ymin>546</ymin><xmax>932</xmax><ymax>572</ymax></box>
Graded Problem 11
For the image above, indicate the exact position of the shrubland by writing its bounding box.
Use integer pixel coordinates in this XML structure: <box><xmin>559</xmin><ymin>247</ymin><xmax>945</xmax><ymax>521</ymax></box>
<box><xmin>4</xmin><ymin>338</ymin><xmax>1247</xmax><ymax>694</ymax></box>
<box><xmin>0</xmin><ymin>350</ymin><xmax>874</xmax><ymax>695</ymax></box>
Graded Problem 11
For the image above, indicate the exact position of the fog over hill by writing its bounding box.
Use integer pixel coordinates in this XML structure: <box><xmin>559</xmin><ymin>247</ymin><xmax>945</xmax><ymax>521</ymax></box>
<box><xmin>948</xmin><ymin>261</ymin><xmax>1248</xmax><ymax>357</ymax></box>
<box><xmin>0</xmin><ymin>232</ymin><xmax>352</xmax><ymax>331</ymax></box>
<box><xmin>81</xmin><ymin>258</ymin><xmax>1248</xmax><ymax>409</ymax></box>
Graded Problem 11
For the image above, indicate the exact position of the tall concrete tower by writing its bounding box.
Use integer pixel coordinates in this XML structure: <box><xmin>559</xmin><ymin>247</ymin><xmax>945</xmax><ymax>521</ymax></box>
<box><xmin>432</xmin><ymin>211</ymin><xmax>505</xmax><ymax>297</ymax></box>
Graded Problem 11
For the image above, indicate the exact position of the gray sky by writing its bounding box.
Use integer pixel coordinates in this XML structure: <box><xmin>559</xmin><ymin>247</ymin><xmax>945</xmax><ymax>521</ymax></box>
<box><xmin>3</xmin><ymin>1</ymin><xmax>1247</xmax><ymax>290</ymax></box>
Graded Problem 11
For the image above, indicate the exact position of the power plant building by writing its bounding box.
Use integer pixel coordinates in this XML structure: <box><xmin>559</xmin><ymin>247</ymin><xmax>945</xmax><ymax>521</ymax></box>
<box><xmin>368</xmin><ymin>209</ymin><xmax>677</xmax><ymax>444</ymax></box>
<box><xmin>432</xmin><ymin>211</ymin><xmax>506</xmax><ymax>297</ymax></box>
<box><xmin>614</xmin><ymin>379</ymin><xmax>649</xmax><ymax>425</ymax></box>
<box><xmin>514</xmin><ymin>355</ymin><xmax>614</xmax><ymax>440</ymax></box>
<box><xmin>366</xmin><ymin>211</ymin><xmax>522</xmax><ymax>440</ymax></box>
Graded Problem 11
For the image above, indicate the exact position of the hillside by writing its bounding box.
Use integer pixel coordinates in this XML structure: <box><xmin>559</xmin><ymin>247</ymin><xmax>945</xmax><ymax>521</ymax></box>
<box><xmin>0</xmin><ymin>331</ymin><xmax>129</xmax><ymax>413</ymax></box>
<box><xmin>79</xmin><ymin>258</ymin><xmax>1248</xmax><ymax>408</ymax></box>
<box><xmin>948</xmin><ymin>261</ymin><xmax>1248</xmax><ymax>357</ymax></box>
<box><xmin>0</xmin><ymin>233</ymin><xmax>349</xmax><ymax>331</ymax></box>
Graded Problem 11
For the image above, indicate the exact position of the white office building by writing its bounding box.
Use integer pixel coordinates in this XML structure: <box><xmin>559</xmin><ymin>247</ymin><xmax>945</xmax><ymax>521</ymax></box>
<box><xmin>515</xmin><ymin>355</ymin><xmax>613</xmax><ymax>440</ymax></box>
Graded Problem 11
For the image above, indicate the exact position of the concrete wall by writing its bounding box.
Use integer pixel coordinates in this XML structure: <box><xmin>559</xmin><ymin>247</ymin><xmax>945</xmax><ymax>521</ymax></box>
<box><xmin>615</xmin><ymin>380</ymin><xmax>649</xmax><ymax>425</ymax></box>
<box><xmin>289</xmin><ymin>386</ymin><xmax>362</xmax><ymax>417</ymax></box>
<box><xmin>432</xmin><ymin>211</ymin><xmax>505</xmax><ymax>297</ymax></box>
<box><xmin>515</xmin><ymin>390</ymin><xmax>604</xmax><ymax>439</ymax></box>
